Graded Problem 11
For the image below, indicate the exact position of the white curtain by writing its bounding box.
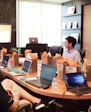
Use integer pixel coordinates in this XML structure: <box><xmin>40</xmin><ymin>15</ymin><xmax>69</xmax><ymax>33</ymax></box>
<box><xmin>16</xmin><ymin>0</ymin><xmax>61</xmax><ymax>47</ymax></box>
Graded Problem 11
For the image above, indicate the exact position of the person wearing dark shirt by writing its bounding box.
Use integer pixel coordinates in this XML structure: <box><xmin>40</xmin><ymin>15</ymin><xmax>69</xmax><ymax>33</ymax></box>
<box><xmin>0</xmin><ymin>83</ymin><xmax>14</xmax><ymax>111</ymax></box>
<box><xmin>0</xmin><ymin>70</ymin><xmax>45</xmax><ymax>112</ymax></box>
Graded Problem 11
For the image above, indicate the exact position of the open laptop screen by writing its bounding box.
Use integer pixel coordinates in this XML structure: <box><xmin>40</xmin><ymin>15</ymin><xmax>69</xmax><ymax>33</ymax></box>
<box><xmin>2</xmin><ymin>55</ymin><xmax>9</xmax><ymax>66</ymax></box>
<box><xmin>63</xmin><ymin>72</ymin><xmax>87</xmax><ymax>89</ymax></box>
<box><xmin>29</xmin><ymin>37</ymin><xmax>38</xmax><ymax>44</ymax></box>
<box><xmin>40</xmin><ymin>64</ymin><xmax>57</xmax><ymax>81</ymax></box>
<box><xmin>22</xmin><ymin>59</ymin><xmax>32</xmax><ymax>72</ymax></box>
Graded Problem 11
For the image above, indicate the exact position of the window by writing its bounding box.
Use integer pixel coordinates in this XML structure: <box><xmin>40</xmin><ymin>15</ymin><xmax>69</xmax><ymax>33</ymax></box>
<box><xmin>16</xmin><ymin>0</ymin><xmax>61</xmax><ymax>47</ymax></box>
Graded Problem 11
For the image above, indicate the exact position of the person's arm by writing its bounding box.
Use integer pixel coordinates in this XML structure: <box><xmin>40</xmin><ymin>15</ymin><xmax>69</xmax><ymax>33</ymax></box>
<box><xmin>2</xmin><ymin>78</ymin><xmax>41</xmax><ymax>104</ymax></box>
<box><xmin>0</xmin><ymin>84</ymin><xmax>20</xmax><ymax>112</ymax></box>
<box><xmin>8</xmin><ymin>91</ymin><xmax>20</xmax><ymax>112</ymax></box>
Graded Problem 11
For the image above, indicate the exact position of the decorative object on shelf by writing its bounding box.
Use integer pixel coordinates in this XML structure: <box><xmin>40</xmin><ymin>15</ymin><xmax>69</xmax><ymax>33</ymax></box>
<box><xmin>62</xmin><ymin>22</ymin><xmax>67</xmax><ymax>29</ymax></box>
<box><xmin>72</xmin><ymin>21</ymin><xmax>78</xmax><ymax>29</ymax></box>
<box><xmin>67</xmin><ymin>6</ymin><xmax>76</xmax><ymax>15</ymax></box>
<box><xmin>67</xmin><ymin>21</ymin><xmax>72</xmax><ymax>29</ymax></box>
<box><xmin>61</xmin><ymin>2</ymin><xmax>81</xmax><ymax>51</ymax></box>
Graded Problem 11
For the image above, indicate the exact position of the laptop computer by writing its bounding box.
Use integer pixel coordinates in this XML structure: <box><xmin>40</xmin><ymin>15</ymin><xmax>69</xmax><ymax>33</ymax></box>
<box><xmin>0</xmin><ymin>55</ymin><xmax>9</xmax><ymax>67</ymax></box>
<box><xmin>29</xmin><ymin>37</ymin><xmax>38</xmax><ymax>44</ymax></box>
<box><xmin>26</xmin><ymin>64</ymin><xmax>57</xmax><ymax>89</ymax></box>
<box><xmin>7</xmin><ymin>59</ymin><xmax>32</xmax><ymax>76</ymax></box>
<box><xmin>63</xmin><ymin>72</ymin><xmax>91</xmax><ymax>96</ymax></box>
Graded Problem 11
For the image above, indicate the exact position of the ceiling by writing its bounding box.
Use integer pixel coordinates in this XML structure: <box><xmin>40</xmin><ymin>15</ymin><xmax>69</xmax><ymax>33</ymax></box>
<box><xmin>42</xmin><ymin>0</ymin><xmax>72</xmax><ymax>3</ymax></box>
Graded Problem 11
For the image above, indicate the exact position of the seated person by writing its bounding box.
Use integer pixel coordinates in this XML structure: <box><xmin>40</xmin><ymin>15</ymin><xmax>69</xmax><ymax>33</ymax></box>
<box><xmin>62</xmin><ymin>36</ymin><xmax>81</xmax><ymax>64</ymax></box>
<box><xmin>0</xmin><ymin>70</ymin><xmax>45</xmax><ymax>112</ymax></box>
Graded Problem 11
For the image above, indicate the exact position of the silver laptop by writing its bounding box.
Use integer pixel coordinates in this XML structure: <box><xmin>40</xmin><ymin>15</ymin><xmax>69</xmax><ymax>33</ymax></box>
<box><xmin>7</xmin><ymin>59</ymin><xmax>32</xmax><ymax>76</ymax></box>
<box><xmin>26</xmin><ymin>64</ymin><xmax>57</xmax><ymax>89</ymax></box>
<box><xmin>29</xmin><ymin>37</ymin><xmax>38</xmax><ymax>44</ymax></box>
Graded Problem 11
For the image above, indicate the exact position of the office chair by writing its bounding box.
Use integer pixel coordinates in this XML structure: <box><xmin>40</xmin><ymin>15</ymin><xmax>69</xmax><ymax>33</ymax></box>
<box><xmin>16</xmin><ymin>102</ymin><xmax>33</xmax><ymax>112</ymax></box>
<box><xmin>0</xmin><ymin>102</ymin><xmax>33</xmax><ymax>112</ymax></box>
<box><xmin>49</xmin><ymin>46</ymin><xmax>63</xmax><ymax>56</ymax></box>
<box><xmin>59</xmin><ymin>46</ymin><xmax>63</xmax><ymax>56</ymax></box>
<box><xmin>79</xmin><ymin>49</ymin><xmax>86</xmax><ymax>63</ymax></box>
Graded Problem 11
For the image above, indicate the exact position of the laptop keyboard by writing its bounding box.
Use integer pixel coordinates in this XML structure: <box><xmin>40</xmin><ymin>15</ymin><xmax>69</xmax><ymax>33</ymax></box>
<box><xmin>15</xmin><ymin>71</ymin><xmax>25</xmax><ymax>75</ymax></box>
<box><xmin>27</xmin><ymin>78</ymin><xmax>50</xmax><ymax>85</ymax></box>
<box><xmin>26</xmin><ymin>78</ymin><xmax>51</xmax><ymax>89</ymax></box>
<box><xmin>68</xmin><ymin>87</ymin><xmax>91</xmax><ymax>96</ymax></box>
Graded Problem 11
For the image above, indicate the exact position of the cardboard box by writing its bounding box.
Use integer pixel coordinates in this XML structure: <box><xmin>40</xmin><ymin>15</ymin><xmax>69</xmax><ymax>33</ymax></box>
<box><xmin>52</xmin><ymin>54</ymin><xmax>62</xmax><ymax>66</ymax></box>
<box><xmin>30</xmin><ymin>59</ymin><xmax>37</xmax><ymax>72</ymax></box>
<box><xmin>29</xmin><ymin>53</ymin><xmax>38</xmax><ymax>72</ymax></box>
<box><xmin>64</xmin><ymin>66</ymin><xmax>79</xmax><ymax>74</ymax></box>
<box><xmin>24</xmin><ymin>49</ymin><xmax>32</xmax><ymax>58</ymax></box>
<box><xmin>86</xmin><ymin>64</ymin><xmax>91</xmax><ymax>81</ymax></box>
<box><xmin>41</xmin><ymin>56</ymin><xmax>52</xmax><ymax>65</ymax></box>
<box><xmin>57</xmin><ymin>64</ymin><xmax>65</xmax><ymax>80</ymax></box>
<box><xmin>52</xmin><ymin>58</ymin><xmax>61</xmax><ymax>66</ymax></box>
<box><xmin>12</xmin><ymin>53</ymin><xmax>19</xmax><ymax>67</ymax></box>
<box><xmin>0</xmin><ymin>48</ymin><xmax>7</xmax><ymax>61</ymax></box>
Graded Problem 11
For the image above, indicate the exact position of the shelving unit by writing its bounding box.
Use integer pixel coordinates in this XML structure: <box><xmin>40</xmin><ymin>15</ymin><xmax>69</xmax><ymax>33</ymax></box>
<box><xmin>61</xmin><ymin>2</ymin><xmax>82</xmax><ymax>50</ymax></box>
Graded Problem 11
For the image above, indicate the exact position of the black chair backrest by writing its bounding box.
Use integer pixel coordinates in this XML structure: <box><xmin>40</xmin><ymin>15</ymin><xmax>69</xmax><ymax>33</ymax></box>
<box><xmin>79</xmin><ymin>49</ymin><xmax>86</xmax><ymax>63</ymax></box>
<box><xmin>49</xmin><ymin>46</ymin><xmax>63</xmax><ymax>56</ymax></box>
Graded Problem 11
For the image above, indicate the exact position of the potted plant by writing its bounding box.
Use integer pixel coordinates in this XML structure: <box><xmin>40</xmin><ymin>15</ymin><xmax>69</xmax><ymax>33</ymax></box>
<box><xmin>10</xmin><ymin>48</ymin><xmax>18</xmax><ymax>53</ymax></box>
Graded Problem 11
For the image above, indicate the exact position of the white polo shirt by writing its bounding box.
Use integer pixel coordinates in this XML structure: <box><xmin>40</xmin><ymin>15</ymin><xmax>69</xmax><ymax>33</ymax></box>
<box><xmin>62</xmin><ymin>48</ymin><xmax>81</xmax><ymax>62</ymax></box>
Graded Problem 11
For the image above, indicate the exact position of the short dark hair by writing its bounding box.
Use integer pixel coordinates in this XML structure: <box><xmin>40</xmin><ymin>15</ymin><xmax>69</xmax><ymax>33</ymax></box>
<box><xmin>66</xmin><ymin>36</ymin><xmax>76</xmax><ymax>47</ymax></box>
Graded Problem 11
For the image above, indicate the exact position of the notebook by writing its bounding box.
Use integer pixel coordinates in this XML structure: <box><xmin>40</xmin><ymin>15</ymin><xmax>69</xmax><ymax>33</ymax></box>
<box><xmin>0</xmin><ymin>55</ymin><xmax>9</xmax><ymax>67</ymax></box>
<box><xmin>29</xmin><ymin>37</ymin><xmax>38</xmax><ymax>44</ymax></box>
<box><xmin>8</xmin><ymin>59</ymin><xmax>32</xmax><ymax>76</ymax></box>
<box><xmin>26</xmin><ymin>64</ymin><xmax>57</xmax><ymax>89</ymax></box>
<box><xmin>63</xmin><ymin>72</ymin><xmax>91</xmax><ymax>95</ymax></box>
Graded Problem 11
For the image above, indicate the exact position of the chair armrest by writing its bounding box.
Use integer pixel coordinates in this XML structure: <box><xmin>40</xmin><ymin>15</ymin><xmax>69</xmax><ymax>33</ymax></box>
<box><xmin>16</xmin><ymin>103</ymin><xmax>33</xmax><ymax>112</ymax></box>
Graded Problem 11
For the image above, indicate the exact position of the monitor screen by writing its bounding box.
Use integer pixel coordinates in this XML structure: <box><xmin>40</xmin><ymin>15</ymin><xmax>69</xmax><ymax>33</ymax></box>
<box><xmin>41</xmin><ymin>64</ymin><xmax>57</xmax><ymax>81</ymax></box>
<box><xmin>63</xmin><ymin>72</ymin><xmax>87</xmax><ymax>88</ymax></box>
<box><xmin>0</xmin><ymin>24</ymin><xmax>12</xmax><ymax>43</ymax></box>
<box><xmin>2</xmin><ymin>55</ymin><xmax>9</xmax><ymax>66</ymax></box>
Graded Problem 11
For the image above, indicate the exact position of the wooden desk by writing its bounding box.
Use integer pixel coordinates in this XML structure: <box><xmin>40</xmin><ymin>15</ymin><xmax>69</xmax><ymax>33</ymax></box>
<box><xmin>1</xmin><ymin>68</ymin><xmax>91</xmax><ymax>100</ymax></box>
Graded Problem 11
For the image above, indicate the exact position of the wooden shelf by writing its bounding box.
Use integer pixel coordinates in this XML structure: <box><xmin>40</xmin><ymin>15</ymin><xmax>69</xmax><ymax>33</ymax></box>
<box><xmin>62</xmin><ymin>13</ymin><xmax>81</xmax><ymax>17</ymax></box>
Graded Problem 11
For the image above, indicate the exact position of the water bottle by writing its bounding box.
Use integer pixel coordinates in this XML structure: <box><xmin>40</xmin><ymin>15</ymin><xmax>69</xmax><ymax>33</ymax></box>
<box><xmin>18</xmin><ymin>48</ymin><xmax>21</xmax><ymax>54</ymax></box>
<box><xmin>79</xmin><ymin>61</ymin><xmax>87</xmax><ymax>77</ymax></box>
<box><xmin>52</xmin><ymin>78</ymin><xmax>58</xmax><ymax>87</ymax></box>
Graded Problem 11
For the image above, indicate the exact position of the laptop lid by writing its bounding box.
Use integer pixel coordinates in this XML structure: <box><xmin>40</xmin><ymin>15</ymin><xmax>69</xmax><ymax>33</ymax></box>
<box><xmin>29</xmin><ymin>37</ymin><xmax>38</xmax><ymax>44</ymax></box>
<box><xmin>26</xmin><ymin>64</ymin><xmax>56</xmax><ymax>89</ymax></box>
<box><xmin>2</xmin><ymin>55</ymin><xmax>9</xmax><ymax>66</ymax></box>
<box><xmin>63</xmin><ymin>72</ymin><xmax>88</xmax><ymax>89</ymax></box>
<box><xmin>21</xmin><ymin>59</ymin><xmax>32</xmax><ymax>73</ymax></box>
<box><xmin>40</xmin><ymin>64</ymin><xmax>57</xmax><ymax>82</ymax></box>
